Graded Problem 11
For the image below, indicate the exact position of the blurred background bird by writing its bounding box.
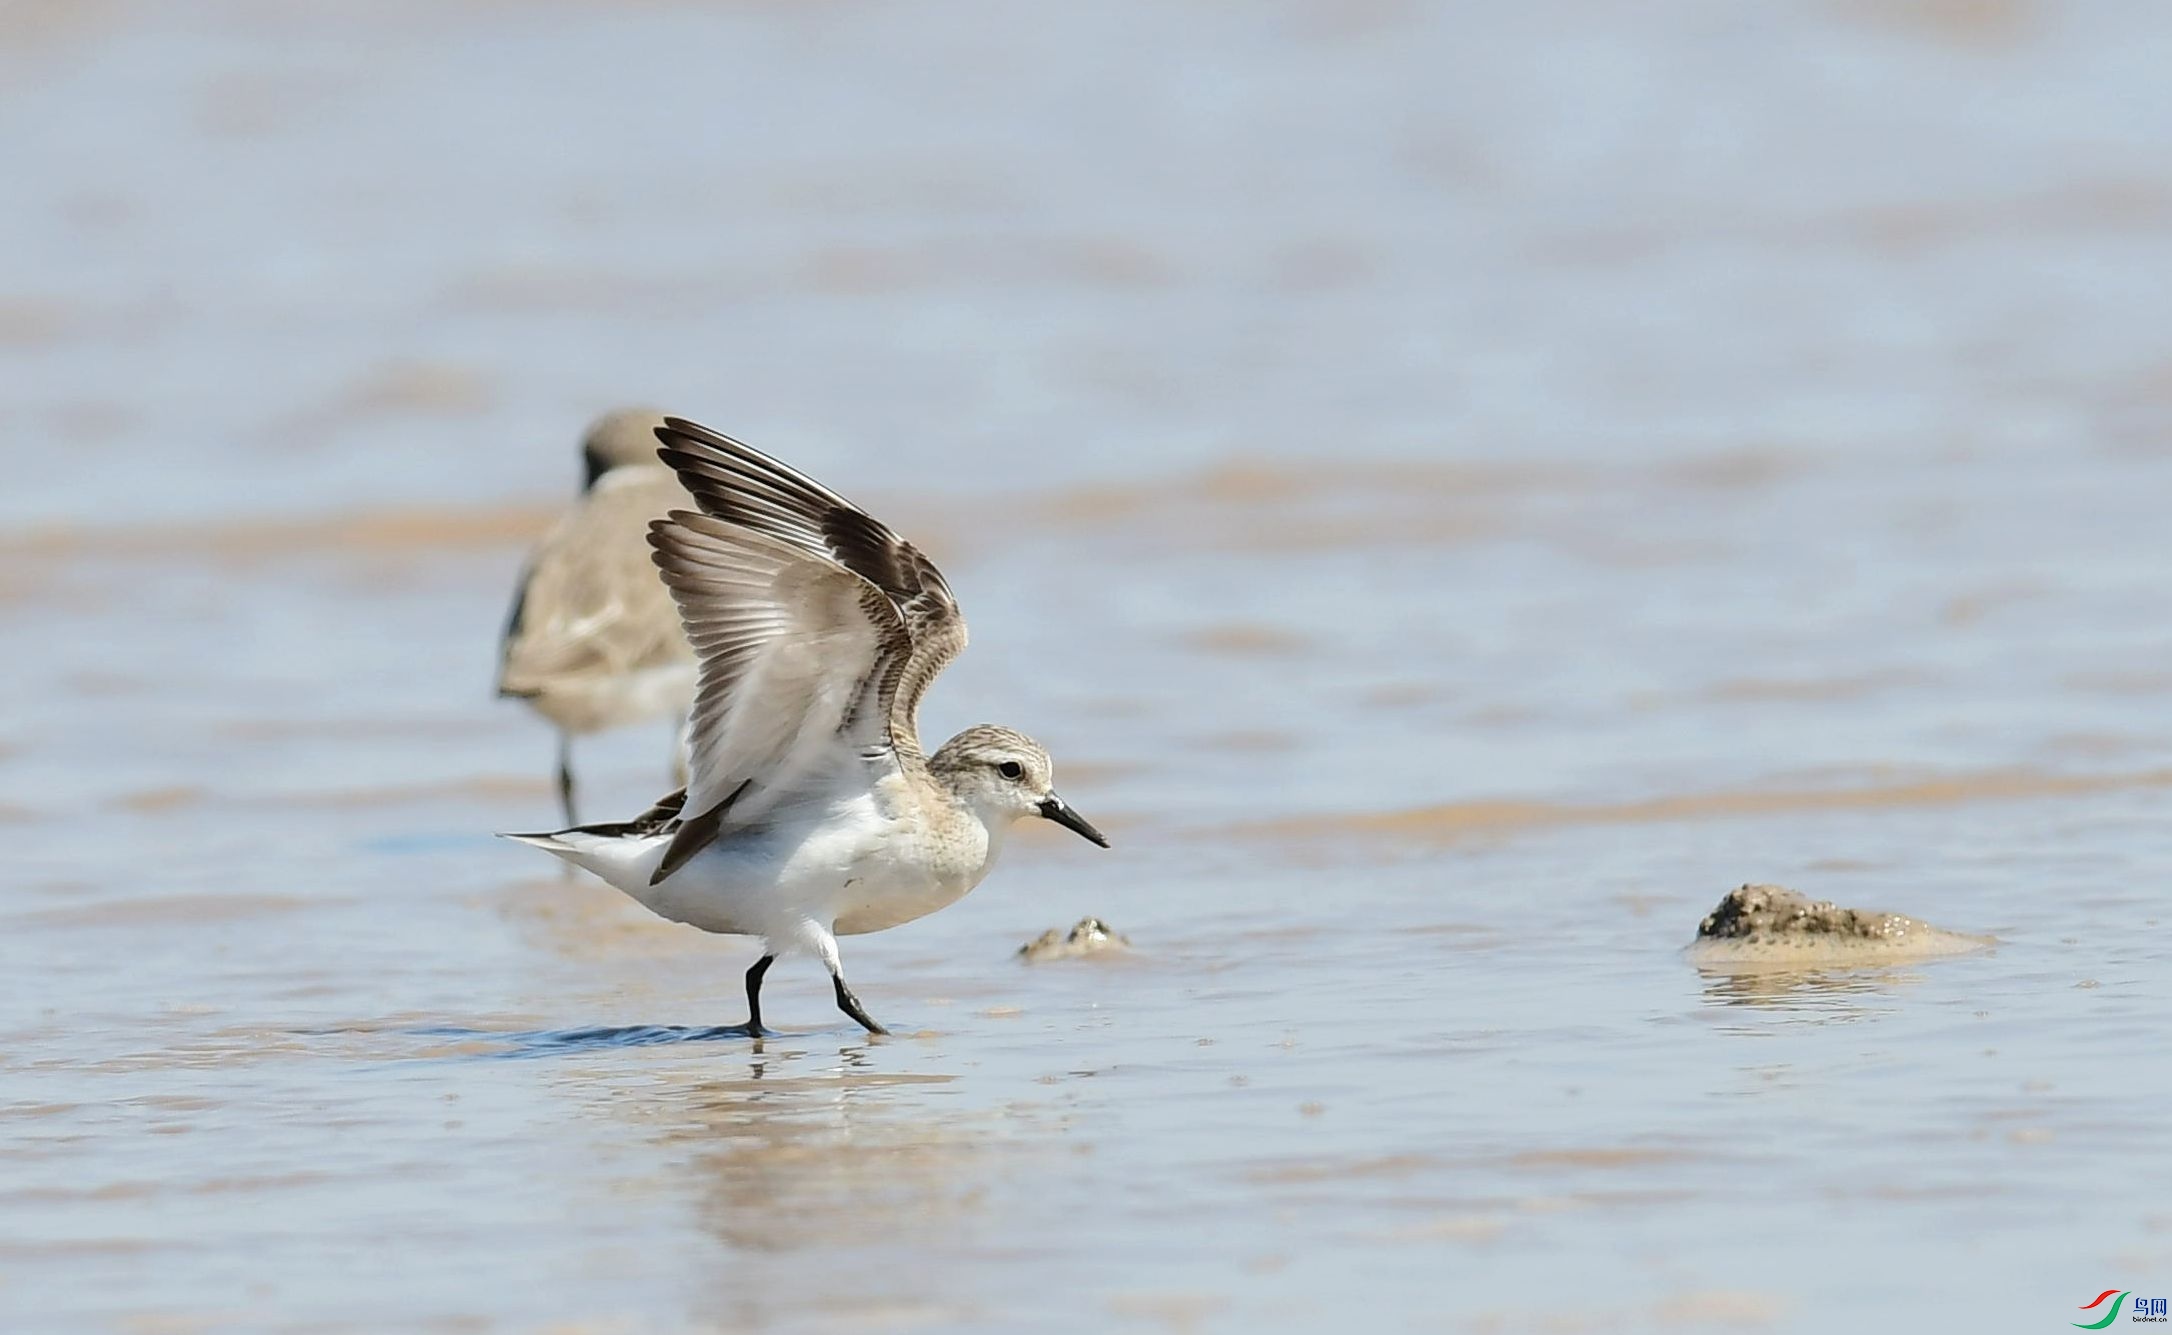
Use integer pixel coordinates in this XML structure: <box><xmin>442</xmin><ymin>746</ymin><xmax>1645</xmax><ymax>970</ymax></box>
<box><xmin>496</xmin><ymin>407</ymin><xmax>695</xmax><ymax>824</ymax></box>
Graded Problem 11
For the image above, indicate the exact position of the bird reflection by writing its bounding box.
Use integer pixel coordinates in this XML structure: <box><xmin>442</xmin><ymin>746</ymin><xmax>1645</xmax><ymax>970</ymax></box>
<box><xmin>566</xmin><ymin>1047</ymin><xmax>1056</xmax><ymax>1330</ymax></box>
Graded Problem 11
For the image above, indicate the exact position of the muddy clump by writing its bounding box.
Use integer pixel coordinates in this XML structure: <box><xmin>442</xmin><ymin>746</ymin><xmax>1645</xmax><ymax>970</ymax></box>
<box><xmin>1018</xmin><ymin>917</ymin><xmax>1129</xmax><ymax>962</ymax></box>
<box><xmin>1688</xmin><ymin>883</ymin><xmax>1990</xmax><ymax>965</ymax></box>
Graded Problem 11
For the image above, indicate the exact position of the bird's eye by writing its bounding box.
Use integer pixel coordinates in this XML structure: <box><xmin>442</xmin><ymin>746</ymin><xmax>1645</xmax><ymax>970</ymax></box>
<box><xmin>998</xmin><ymin>760</ymin><xmax>1024</xmax><ymax>781</ymax></box>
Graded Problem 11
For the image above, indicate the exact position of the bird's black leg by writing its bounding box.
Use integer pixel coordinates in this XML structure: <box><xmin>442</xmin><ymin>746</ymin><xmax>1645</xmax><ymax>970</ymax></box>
<box><xmin>831</xmin><ymin>973</ymin><xmax>888</xmax><ymax>1036</ymax></box>
<box><xmin>744</xmin><ymin>954</ymin><xmax>775</xmax><ymax>1037</ymax></box>
<box><xmin>556</xmin><ymin>734</ymin><xmax>578</xmax><ymax>827</ymax></box>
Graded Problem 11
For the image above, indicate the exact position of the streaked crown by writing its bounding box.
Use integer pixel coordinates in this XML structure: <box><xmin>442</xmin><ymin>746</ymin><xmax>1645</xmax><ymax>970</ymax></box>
<box><xmin>929</xmin><ymin>724</ymin><xmax>1052</xmax><ymax>787</ymax></box>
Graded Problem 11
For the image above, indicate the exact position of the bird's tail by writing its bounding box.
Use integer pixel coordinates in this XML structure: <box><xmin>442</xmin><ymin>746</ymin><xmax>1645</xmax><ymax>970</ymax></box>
<box><xmin>501</xmin><ymin>830</ymin><xmax>578</xmax><ymax>858</ymax></box>
<box><xmin>498</xmin><ymin>827</ymin><xmax>669</xmax><ymax>891</ymax></box>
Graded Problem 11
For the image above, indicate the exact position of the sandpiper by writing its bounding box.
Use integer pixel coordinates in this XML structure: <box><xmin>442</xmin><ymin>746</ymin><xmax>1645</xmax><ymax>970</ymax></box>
<box><xmin>497</xmin><ymin>408</ymin><xmax>697</xmax><ymax>824</ymax></box>
<box><xmin>504</xmin><ymin>417</ymin><xmax>1109</xmax><ymax>1035</ymax></box>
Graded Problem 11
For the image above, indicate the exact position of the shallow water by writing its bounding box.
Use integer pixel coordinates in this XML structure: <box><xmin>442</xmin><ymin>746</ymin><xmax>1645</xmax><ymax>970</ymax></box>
<box><xmin>6</xmin><ymin>1</ymin><xmax>2172</xmax><ymax>1331</ymax></box>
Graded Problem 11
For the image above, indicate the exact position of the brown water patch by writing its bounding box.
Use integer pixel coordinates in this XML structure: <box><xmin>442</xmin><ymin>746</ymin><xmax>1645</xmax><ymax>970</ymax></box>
<box><xmin>1007</xmin><ymin>447</ymin><xmax>1847</xmax><ymax>558</ymax></box>
<box><xmin>747</xmin><ymin>235</ymin><xmax>1180</xmax><ymax>297</ymax></box>
<box><xmin>1031</xmin><ymin>457</ymin><xmax>1554</xmax><ymax>527</ymax></box>
<box><xmin>1504</xmin><ymin>1147</ymin><xmax>1697</xmax><ymax>1172</ymax></box>
<box><xmin>0</xmin><ymin>0</ymin><xmax>123</xmax><ymax>53</ymax></box>
<box><xmin>1104</xmin><ymin>1292</ymin><xmax>1230</xmax><ymax>1330</ymax></box>
<box><xmin>1651</xmin><ymin>1289</ymin><xmax>1788</xmax><ymax>1325</ymax></box>
<box><xmin>1941</xmin><ymin>581</ymin><xmax>2046</xmax><ymax>626</ymax></box>
<box><xmin>1801</xmin><ymin>857</ymin><xmax>1884</xmax><ymax>874</ymax></box>
<box><xmin>1367</xmin><ymin>1213</ymin><xmax>1504</xmax><ymax>1244</ymax></box>
<box><xmin>799</xmin><ymin>245</ymin><xmax>922</xmax><ymax>296</ymax></box>
<box><xmin>319</xmin><ymin>360</ymin><xmax>494</xmax><ymax>422</ymax></box>
<box><xmin>1360</xmin><ymin>681</ymin><xmax>1442</xmax><ymax>710</ymax></box>
<box><xmin>4</xmin><ymin>1171</ymin><xmax>327</xmax><ymax>1206</ymax></box>
<box><xmin>1178</xmin><ymin>624</ymin><xmax>1311</xmax><ymax>657</ymax></box>
<box><xmin>1050</xmin><ymin>236</ymin><xmax>1176</xmax><ymax>288</ymax></box>
<box><xmin>2042</xmin><ymin>732</ymin><xmax>2149</xmax><ymax>760</ymax></box>
<box><xmin>1840</xmin><ymin>183</ymin><xmax>2169</xmax><ymax>251</ymax></box>
<box><xmin>1036</xmin><ymin>757</ymin><xmax>1140</xmax><ymax>789</ymax></box>
<box><xmin>1243</xmin><ymin>1153</ymin><xmax>1437</xmax><ymax>1185</ymax></box>
<box><xmin>1408</xmin><ymin>922</ymin><xmax>1494</xmax><ymax>937</ymax></box>
<box><xmin>1828</xmin><ymin>0</ymin><xmax>2032</xmax><ymax>48</ymax></box>
<box><xmin>65</xmin><ymin>670</ymin><xmax>151</xmax><ymax>697</ymax></box>
<box><xmin>1533</xmin><ymin>181</ymin><xmax>2170</xmax><ymax>276</ymax></box>
<box><xmin>0</xmin><ymin>295</ymin><xmax>74</xmax><ymax>347</ymax></box>
<box><xmin>272</xmin><ymin>774</ymin><xmax>543</xmax><ymax>809</ymax></box>
<box><xmin>1655</xmin><ymin>448</ymin><xmax>1805</xmax><ymax>491</ymax></box>
<box><xmin>2064</xmin><ymin>669</ymin><xmax>2172</xmax><ymax>696</ymax></box>
<box><xmin>1843</xmin><ymin>1180</ymin><xmax>2007</xmax><ymax>1201</ymax></box>
<box><xmin>11</xmin><ymin>893</ymin><xmax>318</xmax><ymax>930</ymax></box>
<box><xmin>1270</xmin><ymin>238</ymin><xmax>1371</xmax><ymax>292</ymax></box>
<box><xmin>1</xmin><ymin>1180</ymin><xmax>157</xmax><ymax>1204</ymax></box>
<box><xmin>117</xmin><ymin>786</ymin><xmax>206</xmax><ymax>813</ymax></box>
<box><xmin>1706</xmin><ymin>669</ymin><xmax>1925</xmax><ymax>702</ymax></box>
<box><xmin>1266</xmin><ymin>766</ymin><xmax>2172</xmax><ymax>846</ymax></box>
<box><xmin>1218</xmin><ymin>923</ymin><xmax>1326</xmax><ymax>945</ymax></box>
<box><xmin>1467</xmin><ymin>1286</ymin><xmax>1783</xmax><ymax>1333</ymax></box>
<box><xmin>0</xmin><ymin>502</ymin><xmax>556</xmax><ymax>565</ymax></box>
<box><xmin>0</xmin><ymin>1237</ymin><xmax>175</xmax><ymax>1259</ymax></box>
<box><xmin>0</xmin><ymin>442</ymin><xmax>1830</xmax><ymax>579</ymax></box>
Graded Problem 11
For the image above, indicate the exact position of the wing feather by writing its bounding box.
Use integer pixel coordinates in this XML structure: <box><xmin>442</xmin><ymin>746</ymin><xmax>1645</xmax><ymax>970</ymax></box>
<box><xmin>651</xmin><ymin>418</ymin><xmax>968</xmax><ymax>767</ymax></box>
<box><xmin>647</xmin><ymin>512</ymin><xmax>892</xmax><ymax>827</ymax></box>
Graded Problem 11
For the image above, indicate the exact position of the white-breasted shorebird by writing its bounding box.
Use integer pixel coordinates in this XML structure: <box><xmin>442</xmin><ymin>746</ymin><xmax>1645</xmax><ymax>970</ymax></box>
<box><xmin>497</xmin><ymin>408</ymin><xmax>696</xmax><ymax>824</ymax></box>
<box><xmin>504</xmin><ymin>417</ymin><xmax>1108</xmax><ymax>1035</ymax></box>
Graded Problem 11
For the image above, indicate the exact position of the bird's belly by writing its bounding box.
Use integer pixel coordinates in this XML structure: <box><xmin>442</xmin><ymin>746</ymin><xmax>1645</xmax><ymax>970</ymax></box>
<box><xmin>632</xmin><ymin>864</ymin><xmax>775</xmax><ymax>938</ymax></box>
<box><xmin>527</xmin><ymin>663</ymin><xmax>697</xmax><ymax>734</ymax></box>
<box><xmin>831</xmin><ymin>862</ymin><xmax>974</xmax><ymax>936</ymax></box>
<box><xmin>642</xmin><ymin>816</ymin><xmax>974</xmax><ymax>940</ymax></box>
<box><xmin>626</xmin><ymin>827</ymin><xmax>804</xmax><ymax>938</ymax></box>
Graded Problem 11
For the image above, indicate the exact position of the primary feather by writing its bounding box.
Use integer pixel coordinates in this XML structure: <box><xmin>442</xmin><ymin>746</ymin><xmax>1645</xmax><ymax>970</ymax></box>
<box><xmin>641</xmin><ymin>419</ymin><xmax>971</xmax><ymax>873</ymax></box>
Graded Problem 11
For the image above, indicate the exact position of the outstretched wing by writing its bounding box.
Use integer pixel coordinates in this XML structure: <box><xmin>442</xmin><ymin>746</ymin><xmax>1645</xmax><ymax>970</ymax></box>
<box><xmin>654</xmin><ymin>417</ymin><xmax>967</xmax><ymax>751</ymax></box>
<box><xmin>642</xmin><ymin>418</ymin><xmax>968</xmax><ymax>876</ymax></box>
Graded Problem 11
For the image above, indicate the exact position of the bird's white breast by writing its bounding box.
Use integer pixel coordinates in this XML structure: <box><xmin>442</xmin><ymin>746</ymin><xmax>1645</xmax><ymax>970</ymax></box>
<box><xmin>638</xmin><ymin>772</ymin><xmax>1000</xmax><ymax>941</ymax></box>
<box><xmin>823</xmin><ymin>773</ymin><xmax>999</xmax><ymax>936</ymax></box>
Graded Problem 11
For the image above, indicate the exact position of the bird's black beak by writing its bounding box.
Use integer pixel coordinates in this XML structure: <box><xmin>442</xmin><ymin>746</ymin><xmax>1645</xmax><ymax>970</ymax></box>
<box><xmin>1038</xmin><ymin>792</ymin><xmax>1110</xmax><ymax>847</ymax></box>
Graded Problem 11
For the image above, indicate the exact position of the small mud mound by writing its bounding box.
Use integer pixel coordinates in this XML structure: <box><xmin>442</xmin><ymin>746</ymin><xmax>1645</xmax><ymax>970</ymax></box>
<box><xmin>1019</xmin><ymin>917</ymin><xmax>1129</xmax><ymax>962</ymax></box>
<box><xmin>1688</xmin><ymin>883</ymin><xmax>1990</xmax><ymax>965</ymax></box>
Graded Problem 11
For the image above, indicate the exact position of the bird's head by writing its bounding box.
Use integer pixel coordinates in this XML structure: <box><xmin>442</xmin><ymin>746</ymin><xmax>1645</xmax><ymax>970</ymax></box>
<box><xmin>579</xmin><ymin>407</ymin><xmax>672</xmax><ymax>488</ymax></box>
<box><xmin>930</xmin><ymin>724</ymin><xmax>1108</xmax><ymax>847</ymax></box>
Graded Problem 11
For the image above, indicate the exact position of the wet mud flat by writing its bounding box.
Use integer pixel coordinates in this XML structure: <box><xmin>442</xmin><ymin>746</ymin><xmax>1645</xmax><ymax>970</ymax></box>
<box><xmin>6</xmin><ymin>439</ymin><xmax>2170</xmax><ymax>1333</ymax></box>
<box><xmin>7</xmin><ymin>0</ymin><xmax>2172</xmax><ymax>1331</ymax></box>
